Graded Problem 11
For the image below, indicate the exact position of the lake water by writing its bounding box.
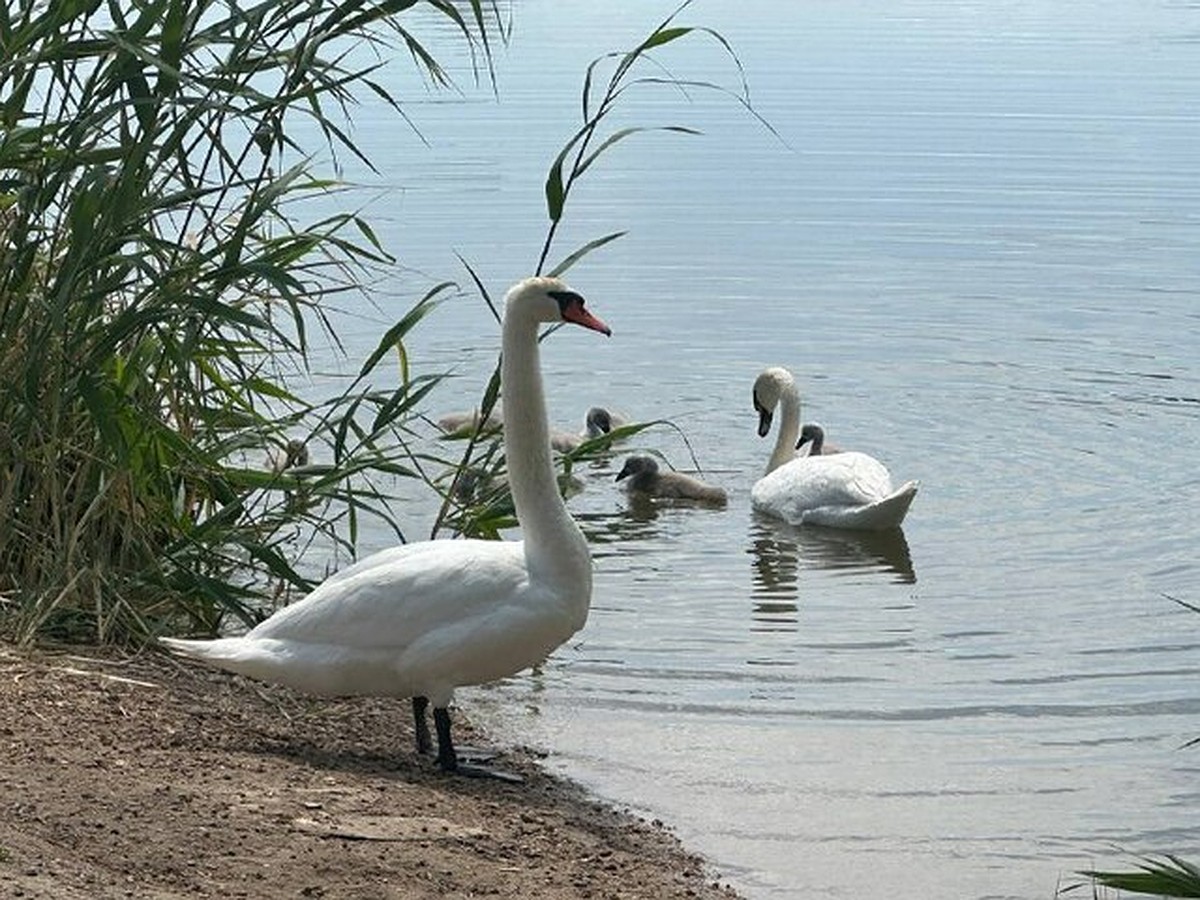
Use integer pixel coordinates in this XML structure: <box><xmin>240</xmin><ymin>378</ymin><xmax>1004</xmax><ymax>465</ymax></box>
<box><xmin>301</xmin><ymin>2</ymin><xmax>1200</xmax><ymax>897</ymax></box>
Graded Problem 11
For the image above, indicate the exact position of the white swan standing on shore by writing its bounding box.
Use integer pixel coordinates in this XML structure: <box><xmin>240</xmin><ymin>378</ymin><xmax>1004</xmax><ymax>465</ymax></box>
<box><xmin>162</xmin><ymin>277</ymin><xmax>612</xmax><ymax>779</ymax></box>
<box><xmin>751</xmin><ymin>367</ymin><xmax>917</xmax><ymax>531</ymax></box>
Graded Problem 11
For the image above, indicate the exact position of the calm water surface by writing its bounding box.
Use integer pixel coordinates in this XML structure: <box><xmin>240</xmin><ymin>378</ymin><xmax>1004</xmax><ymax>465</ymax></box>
<box><xmin>304</xmin><ymin>2</ymin><xmax>1200</xmax><ymax>897</ymax></box>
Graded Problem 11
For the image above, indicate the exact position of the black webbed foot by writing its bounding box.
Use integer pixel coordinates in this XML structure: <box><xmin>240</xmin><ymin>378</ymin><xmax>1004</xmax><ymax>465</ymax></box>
<box><xmin>432</xmin><ymin>706</ymin><xmax>523</xmax><ymax>783</ymax></box>
<box><xmin>451</xmin><ymin>761</ymin><xmax>524</xmax><ymax>784</ymax></box>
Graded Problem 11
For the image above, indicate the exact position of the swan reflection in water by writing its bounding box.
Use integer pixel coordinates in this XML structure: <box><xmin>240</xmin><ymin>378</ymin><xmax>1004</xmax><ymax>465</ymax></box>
<box><xmin>575</xmin><ymin>502</ymin><xmax>662</xmax><ymax>546</ymax></box>
<box><xmin>576</xmin><ymin>488</ymin><xmax>727</xmax><ymax>548</ymax></box>
<box><xmin>748</xmin><ymin>515</ymin><xmax>916</xmax><ymax>625</ymax></box>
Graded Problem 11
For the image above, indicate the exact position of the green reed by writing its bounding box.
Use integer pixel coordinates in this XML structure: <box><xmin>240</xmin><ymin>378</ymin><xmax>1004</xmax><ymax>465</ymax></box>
<box><xmin>0</xmin><ymin>0</ymin><xmax>492</xmax><ymax>643</ymax></box>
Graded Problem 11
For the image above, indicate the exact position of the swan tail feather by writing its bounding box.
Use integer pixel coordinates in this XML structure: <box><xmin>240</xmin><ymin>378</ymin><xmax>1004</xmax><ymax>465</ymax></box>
<box><xmin>158</xmin><ymin>636</ymin><xmax>282</xmax><ymax>681</ymax></box>
<box><xmin>803</xmin><ymin>480</ymin><xmax>919</xmax><ymax>531</ymax></box>
<box><xmin>159</xmin><ymin>635</ymin><xmax>314</xmax><ymax>687</ymax></box>
<box><xmin>854</xmin><ymin>480</ymin><xmax>919</xmax><ymax>530</ymax></box>
<box><xmin>159</xmin><ymin>635</ymin><xmax>249</xmax><ymax>661</ymax></box>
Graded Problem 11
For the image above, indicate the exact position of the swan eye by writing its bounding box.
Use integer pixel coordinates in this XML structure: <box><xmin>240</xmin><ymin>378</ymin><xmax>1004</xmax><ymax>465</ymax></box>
<box><xmin>549</xmin><ymin>289</ymin><xmax>612</xmax><ymax>336</ymax></box>
<box><xmin>547</xmin><ymin>289</ymin><xmax>585</xmax><ymax>317</ymax></box>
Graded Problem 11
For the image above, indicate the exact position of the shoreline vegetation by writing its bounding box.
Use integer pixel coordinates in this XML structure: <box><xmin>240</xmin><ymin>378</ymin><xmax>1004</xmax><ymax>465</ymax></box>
<box><xmin>2</xmin><ymin>641</ymin><xmax>745</xmax><ymax>899</ymax></box>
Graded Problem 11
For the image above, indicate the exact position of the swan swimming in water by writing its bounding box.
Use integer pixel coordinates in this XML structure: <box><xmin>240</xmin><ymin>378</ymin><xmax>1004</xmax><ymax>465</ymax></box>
<box><xmin>162</xmin><ymin>277</ymin><xmax>612</xmax><ymax>779</ymax></box>
<box><xmin>615</xmin><ymin>455</ymin><xmax>727</xmax><ymax>504</ymax></box>
<box><xmin>751</xmin><ymin>367</ymin><xmax>917</xmax><ymax>530</ymax></box>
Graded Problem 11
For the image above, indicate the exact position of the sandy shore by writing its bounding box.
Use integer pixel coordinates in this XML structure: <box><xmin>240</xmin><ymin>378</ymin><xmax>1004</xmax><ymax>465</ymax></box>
<box><xmin>0</xmin><ymin>642</ymin><xmax>745</xmax><ymax>899</ymax></box>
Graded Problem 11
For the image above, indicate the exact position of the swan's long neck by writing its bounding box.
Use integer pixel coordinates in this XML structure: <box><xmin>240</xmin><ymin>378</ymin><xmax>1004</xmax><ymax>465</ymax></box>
<box><xmin>501</xmin><ymin>312</ymin><xmax>591</xmax><ymax>592</ymax></box>
<box><xmin>768</xmin><ymin>376</ymin><xmax>802</xmax><ymax>474</ymax></box>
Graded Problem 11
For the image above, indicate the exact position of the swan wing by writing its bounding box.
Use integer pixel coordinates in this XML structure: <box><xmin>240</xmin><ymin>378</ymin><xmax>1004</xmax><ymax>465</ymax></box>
<box><xmin>803</xmin><ymin>480</ymin><xmax>919</xmax><ymax>530</ymax></box>
<box><xmin>162</xmin><ymin>539</ymin><xmax>584</xmax><ymax>702</ymax></box>
<box><xmin>250</xmin><ymin>540</ymin><xmax>528</xmax><ymax>647</ymax></box>
<box><xmin>752</xmin><ymin>453</ymin><xmax>917</xmax><ymax>530</ymax></box>
<box><xmin>754</xmin><ymin>453</ymin><xmax>890</xmax><ymax>509</ymax></box>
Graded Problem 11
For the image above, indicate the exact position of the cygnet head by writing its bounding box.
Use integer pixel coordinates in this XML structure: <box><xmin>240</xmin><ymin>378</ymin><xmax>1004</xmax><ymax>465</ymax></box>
<box><xmin>752</xmin><ymin>366</ymin><xmax>794</xmax><ymax>437</ymax></box>
<box><xmin>615</xmin><ymin>454</ymin><xmax>658</xmax><ymax>483</ymax></box>
<box><xmin>506</xmin><ymin>276</ymin><xmax>612</xmax><ymax>335</ymax></box>
<box><xmin>269</xmin><ymin>438</ymin><xmax>309</xmax><ymax>473</ymax></box>
<box><xmin>796</xmin><ymin>423</ymin><xmax>825</xmax><ymax>454</ymax></box>
<box><xmin>585</xmin><ymin>406</ymin><xmax>614</xmax><ymax>438</ymax></box>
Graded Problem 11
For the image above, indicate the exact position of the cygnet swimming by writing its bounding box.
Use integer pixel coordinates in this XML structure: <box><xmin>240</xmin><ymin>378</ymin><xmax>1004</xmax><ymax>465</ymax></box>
<box><xmin>795</xmin><ymin>423</ymin><xmax>842</xmax><ymax>456</ymax></box>
<box><xmin>550</xmin><ymin>406</ymin><xmax>624</xmax><ymax>452</ymax></box>
<box><xmin>615</xmin><ymin>455</ymin><xmax>727</xmax><ymax>504</ymax></box>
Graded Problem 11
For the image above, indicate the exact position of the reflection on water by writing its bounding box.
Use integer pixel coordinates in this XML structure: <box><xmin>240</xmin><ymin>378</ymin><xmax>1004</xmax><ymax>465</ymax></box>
<box><xmin>747</xmin><ymin>522</ymin><xmax>800</xmax><ymax>623</ymax></box>
<box><xmin>748</xmin><ymin>516</ymin><xmax>916</xmax><ymax>612</ymax></box>
<box><xmin>577</xmin><ymin>506</ymin><xmax>661</xmax><ymax>546</ymax></box>
<box><xmin>576</xmin><ymin>491</ymin><xmax>731</xmax><ymax>547</ymax></box>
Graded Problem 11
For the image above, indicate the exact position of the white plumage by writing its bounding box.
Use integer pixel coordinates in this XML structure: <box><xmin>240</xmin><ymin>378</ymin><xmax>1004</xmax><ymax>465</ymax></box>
<box><xmin>161</xmin><ymin>276</ymin><xmax>612</xmax><ymax>777</ymax></box>
<box><xmin>750</xmin><ymin>367</ymin><xmax>917</xmax><ymax>531</ymax></box>
<box><xmin>164</xmin><ymin>542</ymin><xmax>575</xmax><ymax>702</ymax></box>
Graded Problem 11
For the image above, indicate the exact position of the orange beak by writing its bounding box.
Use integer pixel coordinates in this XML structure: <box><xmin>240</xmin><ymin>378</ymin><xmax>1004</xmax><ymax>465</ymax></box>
<box><xmin>563</xmin><ymin>303</ymin><xmax>612</xmax><ymax>337</ymax></box>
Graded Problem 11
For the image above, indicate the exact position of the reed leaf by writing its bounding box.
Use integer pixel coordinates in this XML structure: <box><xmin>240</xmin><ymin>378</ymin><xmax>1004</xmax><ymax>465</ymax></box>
<box><xmin>1075</xmin><ymin>856</ymin><xmax>1200</xmax><ymax>897</ymax></box>
<box><xmin>0</xmin><ymin>0</ymin><xmax>496</xmax><ymax>643</ymax></box>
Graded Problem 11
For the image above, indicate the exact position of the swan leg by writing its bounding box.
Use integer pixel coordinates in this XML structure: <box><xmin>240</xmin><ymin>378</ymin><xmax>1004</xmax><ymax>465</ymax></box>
<box><xmin>412</xmin><ymin>696</ymin><xmax>433</xmax><ymax>755</ymax></box>
<box><xmin>432</xmin><ymin>706</ymin><xmax>522</xmax><ymax>784</ymax></box>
